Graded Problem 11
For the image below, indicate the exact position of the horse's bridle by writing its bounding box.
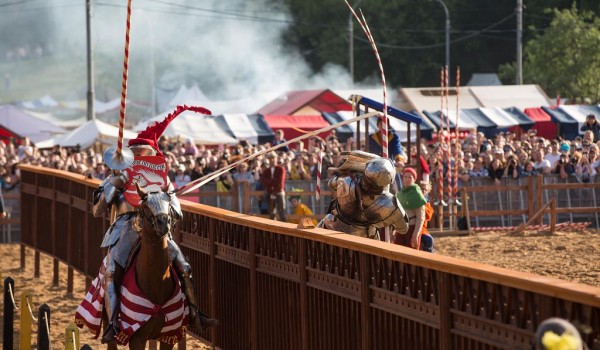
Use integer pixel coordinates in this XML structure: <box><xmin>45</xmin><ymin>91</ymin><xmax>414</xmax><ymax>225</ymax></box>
<box><xmin>138</xmin><ymin>193</ymin><xmax>175</xmax><ymax>239</ymax></box>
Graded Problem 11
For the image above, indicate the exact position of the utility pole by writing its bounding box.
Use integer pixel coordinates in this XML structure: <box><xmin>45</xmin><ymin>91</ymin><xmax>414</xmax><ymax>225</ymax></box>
<box><xmin>516</xmin><ymin>0</ymin><xmax>523</xmax><ymax>85</ymax></box>
<box><xmin>433</xmin><ymin>0</ymin><xmax>451</xmax><ymax>85</ymax></box>
<box><xmin>348</xmin><ymin>0</ymin><xmax>362</xmax><ymax>86</ymax></box>
<box><xmin>86</xmin><ymin>0</ymin><xmax>95</xmax><ymax>120</ymax></box>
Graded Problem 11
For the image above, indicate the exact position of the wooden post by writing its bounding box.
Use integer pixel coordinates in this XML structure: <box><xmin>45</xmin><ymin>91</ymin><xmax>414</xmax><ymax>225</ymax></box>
<box><xmin>550</xmin><ymin>199</ymin><xmax>556</xmax><ymax>233</ymax></box>
<box><xmin>249</xmin><ymin>228</ymin><xmax>257</xmax><ymax>350</ymax></box>
<box><xmin>536</xmin><ymin>175</ymin><xmax>543</xmax><ymax>225</ymax></box>
<box><xmin>527</xmin><ymin>175</ymin><xmax>535</xmax><ymax>219</ymax></box>
<box><xmin>20</xmin><ymin>291</ymin><xmax>34</xmax><ymax>350</ymax></box>
<box><xmin>52</xmin><ymin>176</ymin><xmax>58</xmax><ymax>287</ymax></box>
<box><xmin>513</xmin><ymin>199</ymin><xmax>555</xmax><ymax>234</ymax></box>
<box><xmin>359</xmin><ymin>252</ymin><xmax>371</xmax><ymax>349</ymax></box>
<box><xmin>3</xmin><ymin>277</ymin><xmax>15</xmax><ymax>349</ymax></box>
<box><xmin>64</xmin><ymin>323</ymin><xmax>80</xmax><ymax>350</ymax></box>
<box><xmin>438</xmin><ymin>273</ymin><xmax>452</xmax><ymax>350</ymax></box>
<box><xmin>299</xmin><ymin>238</ymin><xmax>309</xmax><ymax>350</ymax></box>
<box><xmin>461</xmin><ymin>188</ymin><xmax>472</xmax><ymax>234</ymax></box>
<box><xmin>37</xmin><ymin>304</ymin><xmax>51</xmax><ymax>350</ymax></box>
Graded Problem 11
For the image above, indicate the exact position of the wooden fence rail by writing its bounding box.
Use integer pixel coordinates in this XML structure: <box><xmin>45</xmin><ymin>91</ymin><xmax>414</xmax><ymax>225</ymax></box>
<box><xmin>17</xmin><ymin>165</ymin><xmax>600</xmax><ymax>349</ymax></box>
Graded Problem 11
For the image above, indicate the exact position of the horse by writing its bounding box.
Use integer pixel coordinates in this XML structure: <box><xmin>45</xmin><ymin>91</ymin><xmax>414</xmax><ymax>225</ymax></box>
<box><xmin>104</xmin><ymin>184</ymin><xmax>187</xmax><ymax>350</ymax></box>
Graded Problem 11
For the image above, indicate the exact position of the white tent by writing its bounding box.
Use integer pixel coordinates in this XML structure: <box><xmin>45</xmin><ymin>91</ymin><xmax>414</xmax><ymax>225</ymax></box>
<box><xmin>558</xmin><ymin>105</ymin><xmax>589</xmax><ymax>132</ymax></box>
<box><xmin>468</xmin><ymin>85</ymin><xmax>551</xmax><ymax>109</ymax></box>
<box><xmin>135</xmin><ymin>111</ymin><xmax>238</xmax><ymax>145</ymax></box>
<box><xmin>478</xmin><ymin>107</ymin><xmax>520</xmax><ymax>129</ymax></box>
<box><xmin>0</xmin><ymin>105</ymin><xmax>66</xmax><ymax>143</ymax></box>
<box><xmin>168</xmin><ymin>84</ymin><xmax>210</xmax><ymax>110</ymax></box>
<box><xmin>221</xmin><ymin>114</ymin><xmax>259</xmax><ymax>144</ymax></box>
<box><xmin>37</xmin><ymin>119</ymin><xmax>137</xmax><ymax>149</ymax></box>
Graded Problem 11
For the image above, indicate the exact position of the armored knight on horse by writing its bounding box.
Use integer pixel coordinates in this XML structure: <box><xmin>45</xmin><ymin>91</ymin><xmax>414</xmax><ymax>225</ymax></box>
<box><xmin>75</xmin><ymin>107</ymin><xmax>218</xmax><ymax>346</ymax></box>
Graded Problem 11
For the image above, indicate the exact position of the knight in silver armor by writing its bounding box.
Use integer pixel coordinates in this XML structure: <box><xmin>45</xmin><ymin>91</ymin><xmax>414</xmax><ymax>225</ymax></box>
<box><xmin>318</xmin><ymin>151</ymin><xmax>409</xmax><ymax>239</ymax></box>
<box><xmin>97</xmin><ymin>111</ymin><xmax>218</xmax><ymax>343</ymax></box>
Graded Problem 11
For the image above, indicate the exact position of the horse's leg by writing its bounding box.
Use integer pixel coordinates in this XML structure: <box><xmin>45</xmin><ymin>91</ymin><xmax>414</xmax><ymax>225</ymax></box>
<box><xmin>128</xmin><ymin>334</ymin><xmax>147</xmax><ymax>350</ymax></box>
<box><xmin>159</xmin><ymin>342</ymin><xmax>175</xmax><ymax>350</ymax></box>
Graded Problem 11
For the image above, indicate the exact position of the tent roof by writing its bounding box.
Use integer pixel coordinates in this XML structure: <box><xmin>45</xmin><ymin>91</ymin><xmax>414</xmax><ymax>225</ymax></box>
<box><xmin>256</xmin><ymin>89</ymin><xmax>352</xmax><ymax>115</ymax></box>
<box><xmin>0</xmin><ymin>105</ymin><xmax>66</xmax><ymax>143</ymax></box>
<box><xmin>168</xmin><ymin>84</ymin><xmax>210</xmax><ymax>109</ymax></box>
<box><xmin>321</xmin><ymin>112</ymin><xmax>354</xmax><ymax>142</ymax></box>
<box><xmin>245</xmin><ymin>114</ymin><xmax>275</xmax><ymax>144</ymax></box>
<box><xmin>503</xmin><ymin>107</ymin><xmax>535</xmax><ymax>130</ymax></box>
<box><xmin>403</xmin><ymin>84</ymin><xmax>551</xmax><ymax>112</ymax></box>
<box><xmin>43</xmin><ymin>119</ymin><xmax>137</xmax><ymax>149</ymax></box>
<box><xmin>402</xmin><ymin>87</ymin><xmax>482</xmax><ymax>113</ymax></box>
<box><xmin>466</xmin><ymin>73</ymin><xmax>502</xmax><ymax>86</ymax></box>
<box><xmin>136</xmin><ymin>111</ymin><xmax>238</xmax><ymax>145</ymax></box>
<box><xmin>478</xmin><ymin>107</ymin><xmax>520</xmax><ymax>129</ymax></box>
<box><xmin>262</xmin><ymin>114</ymin><xmax>331</xmax><ymax>130</ymax></box>
<box><xmin>217</xmin><ymin>114</ymin><xmax>274</xmax><ymax>145</ymax></box>
<box><xmin>468</xmin><ymin>85</ymin><xmax>551</xmax><ymax>109</ymax></box>
<box><xmin>523</xmin><ymin>107</ymin><xmax>552</xmax><ymax>122</ymax></box>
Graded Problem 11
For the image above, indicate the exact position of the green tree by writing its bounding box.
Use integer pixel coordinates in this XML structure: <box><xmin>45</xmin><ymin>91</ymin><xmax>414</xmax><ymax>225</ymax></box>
<box><xmin>501</xmin><ymin>5</ymin><xmax>600</xmax><ymax>102</ymax></box>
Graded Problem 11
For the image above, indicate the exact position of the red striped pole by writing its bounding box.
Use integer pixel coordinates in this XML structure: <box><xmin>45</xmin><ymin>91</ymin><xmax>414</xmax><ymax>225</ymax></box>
<box><xmin>444</xmin><ymin>66</ymin><xmax>452</xmax><ymax>203</ymax></box>
<box><xmin>116</xmin><ymin>0</ymin><xmax>133</xmax><ymax>155</ymax></box>
<box><xmin>436</xmin><ymin>66</ymin><xmax>445</xmax><ymax>206</ymax></box>
<box><xmin>345</xmin><ymin>1</ymin><xmax>388</xmax><ymax>158</ymax></box>
<box><xmin>453</xmin><ymin>67</ymin><xmax>461</xmax><ymax>202</ymax></box>
<box><xmin>315</xmin><ymin>143</ymin><xmax>323</xmax><ymax>201</ymax></box>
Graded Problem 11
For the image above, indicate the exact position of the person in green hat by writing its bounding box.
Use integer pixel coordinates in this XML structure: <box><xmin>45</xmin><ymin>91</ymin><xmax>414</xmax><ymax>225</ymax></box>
<box><xmin>394</xmin><ymin>167</ymin><xmax>427</xmax><ymax>249</ymax></box>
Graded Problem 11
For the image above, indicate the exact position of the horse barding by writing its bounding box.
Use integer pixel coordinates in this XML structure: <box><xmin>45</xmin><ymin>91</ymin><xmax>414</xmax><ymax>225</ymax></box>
<box><xmin>75</xmin><ymin>158</ymin><xmax>191</xmax><ymax>349</ymax></box>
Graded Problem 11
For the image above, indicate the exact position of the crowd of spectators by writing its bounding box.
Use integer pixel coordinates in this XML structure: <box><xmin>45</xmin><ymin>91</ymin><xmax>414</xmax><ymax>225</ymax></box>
<box><xmin>4</xmin><ymin>113</ymin><xmax>600</xmax><ymax>198</ymax></box>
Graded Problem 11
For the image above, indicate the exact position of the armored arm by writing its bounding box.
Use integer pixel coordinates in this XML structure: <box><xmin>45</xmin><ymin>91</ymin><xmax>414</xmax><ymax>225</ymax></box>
<box><xmin>92</xmin><ymin>172</ymin><xmax>128</xmax><ymax>217</ymax></box>
<box><xmin>387</xmin><ymin>197</ymin><xmax>409</xmax><ymax>235</ymax></box>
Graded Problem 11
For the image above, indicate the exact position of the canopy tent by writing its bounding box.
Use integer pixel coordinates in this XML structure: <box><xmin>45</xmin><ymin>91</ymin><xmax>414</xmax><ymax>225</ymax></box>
<box><xmin>168</xmin><ymin>84</ymin><xmax>210</xmax><ymax>110</ymax></box>
<box><xmin>503</xmin><ymin>107</ymin><xmax>535</xmax><ymax>132</ymax></box>
<box><xmin>468</xmin><ymin>85</ymin><xmax>551</xmax><ymax>109</ymax></box>
<box><xmin>0</xmin><ymin>105</ymin><xmax>66</xmax><ymax>144</ymax></box>
<box><xmin>557</xmin><ymin>105</ymin><xmax>599</xmax><ymax>135</ymax></box>
<box><xmin>335</xmin><ymin>110</ymin><xmax>379</xmax><ymax>139</ymax></box>
<box><xmin>423</xmin><ymin>109</ymin><xmax>496</xmax><ymax>138</ymax></box>
<box><xmin>135</xmin><ymin>111</ymin><xmax>238</xmax><ymax>145</ymax></box>
<box><xmin>246</xmin><ymin>114</ymin><xmax>275</xmax><ymax>145</ymax></box>
<box><xmin>262</xmin><ymin>114</ymin><xmax>332</xmax><ymax>146</ymax></box>
<box><xmin>321</xmin><ymin>112</ymin><xmax>355</xmax><ymax>143</ymax></box>
<box><xmin>409</xmin><ymin>110</ymin><xmax>435</xmax><ymax>140</ymax></box>
<box><xmin>215</xmin><ymin>114</ymin><xmax>275</xmax><ymax>145</ymax></box>
<box><xmin>523</xmin><ymin>108</ymin><xmax>556</xmax><ymax>139</ymax></box>
<box><xmin>478</xmin><ymin>107</ymin><xmax>520</xmax><ymax>130</ymax></box>
<box><xmin>541</xmin><ymin>107</ymin><xmax>578</xmax><ymax>140</ymax></box>
<box><xmin>36</xmin><ymin>119</ymin><xmax>137</xmax><ymax>149</ymax></box>
<box><xmin>461</xmin><ymin>108</ymin><xmax>497</xmax><ymax>138</ymax></box>
<box><xmin>256</xmin><ymin>89</ymin><xmax>352</xmax><ymax>116</ymax></box>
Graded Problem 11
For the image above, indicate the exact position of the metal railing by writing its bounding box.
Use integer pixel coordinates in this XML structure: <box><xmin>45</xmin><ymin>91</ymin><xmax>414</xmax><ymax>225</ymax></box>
<box><xmin>18</xmin><ymin>165</ymin><xmax>600</xmax><ymax>349</ymax></box>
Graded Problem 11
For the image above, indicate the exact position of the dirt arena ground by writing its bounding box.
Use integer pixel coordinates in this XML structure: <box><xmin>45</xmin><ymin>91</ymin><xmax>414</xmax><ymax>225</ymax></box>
<box><xmin>1</xmin><ymin>229</ymin><xmax>598</xmax><ymax>349</ymax></box>
<box><xmin>435</xmin><ymin>228</ymin><xmax>600</xmax><ymax>287</ymax></box>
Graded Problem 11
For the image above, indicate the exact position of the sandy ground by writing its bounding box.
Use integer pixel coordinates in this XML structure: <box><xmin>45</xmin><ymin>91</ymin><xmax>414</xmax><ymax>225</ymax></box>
<box><xmin>436</xmin><ymin>228</ymin><xmax>600</xmax><ymax>287</ymax></box>
<box><xmin>1</xmin><ymin>229</ymin><xmax>598</xmax><ymax>349</ymax></box>
<box><xmin>0</xmin><ymin>244</ymin><xmax>213</xmax><ymax>350</ymax></box>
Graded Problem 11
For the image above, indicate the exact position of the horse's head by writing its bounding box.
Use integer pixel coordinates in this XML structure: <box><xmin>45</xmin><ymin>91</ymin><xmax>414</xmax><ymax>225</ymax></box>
<box><xmin>136</xmin><ymin>183</ymin><xmax>178</xmax><ymax>239</ymax></box>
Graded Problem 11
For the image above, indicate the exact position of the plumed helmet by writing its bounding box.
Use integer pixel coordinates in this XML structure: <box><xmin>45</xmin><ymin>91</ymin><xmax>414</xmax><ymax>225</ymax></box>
<box><xmin>128</xmin><ymin>104</ymin><xmax>211</xmax><ymax>157</ymax></box>
<box><xmin>364</xmin><ymin>158</ymin><xmax>395</xmax><ymax>188</ymax></box>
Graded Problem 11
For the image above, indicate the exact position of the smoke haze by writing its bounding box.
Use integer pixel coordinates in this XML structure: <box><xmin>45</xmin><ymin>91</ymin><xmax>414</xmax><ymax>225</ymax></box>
<box><xmin>2</xmin><ymin>0</ymin><xmax>355</xmax><ymax>110</ymax></box>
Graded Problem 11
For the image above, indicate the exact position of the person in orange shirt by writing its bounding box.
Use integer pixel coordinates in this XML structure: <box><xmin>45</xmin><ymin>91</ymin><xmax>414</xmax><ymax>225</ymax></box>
<box><xmin>419</xmin><ymin>181</ymin><xmax>435</xmax><ymax>253</ymax></box>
